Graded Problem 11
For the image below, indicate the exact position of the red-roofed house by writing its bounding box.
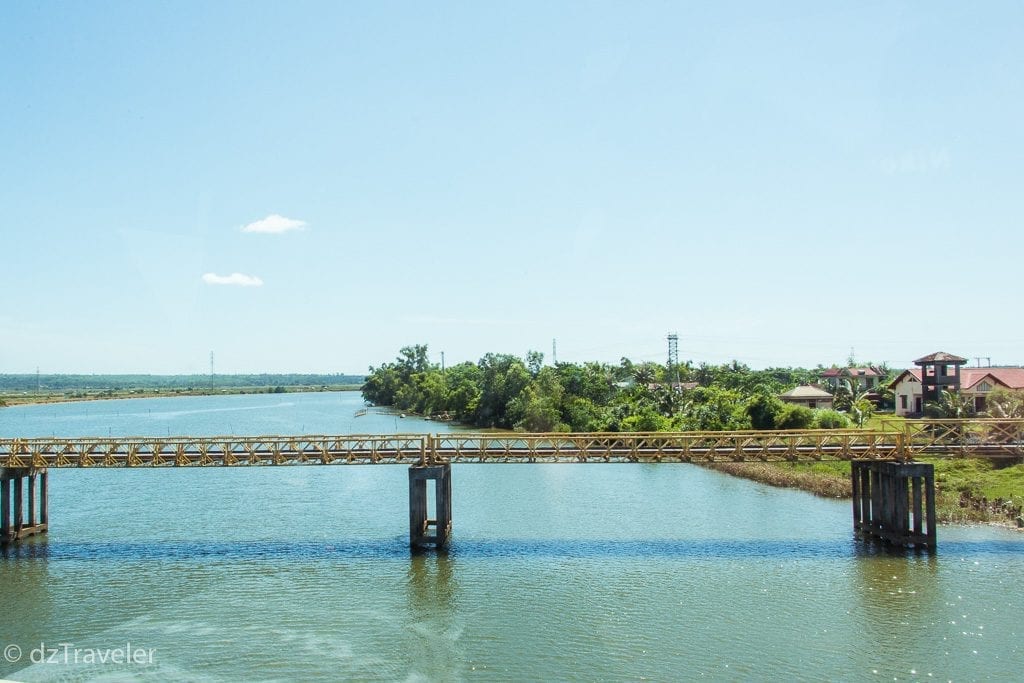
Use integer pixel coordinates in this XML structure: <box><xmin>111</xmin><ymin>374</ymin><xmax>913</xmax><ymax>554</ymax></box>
<box><xmin>891</xmin><ymin>366</ymin><xmax>1024</xmax><ymax>416</ymax></box>
<box><xmin>820</xmin><ymin>366</ymin><xmax>885</xmax><ymax>391</ymax></box>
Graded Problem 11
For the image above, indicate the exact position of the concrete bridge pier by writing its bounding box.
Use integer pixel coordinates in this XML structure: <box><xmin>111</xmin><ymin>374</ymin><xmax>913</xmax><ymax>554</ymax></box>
<box><xmin>852</xmin><ymin>460</ymin><xmax>936</xmax><ymax>549</ymax></box>
<box><xmin>409</xmin><ymin>464</ymin><xmax>451</xmax><ymax>550</ymax></box>
<box><xmin>1</xmin><ymin>467</ymin><xmax>48</xmax><ymax>545</ymax></box>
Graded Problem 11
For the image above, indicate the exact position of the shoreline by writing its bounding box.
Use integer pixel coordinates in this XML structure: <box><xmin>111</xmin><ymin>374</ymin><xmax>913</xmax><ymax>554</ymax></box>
<box><xmin>709</xmin><ymin>461</ymin><xmax>1024</xmax><ymax>530</ymax></box>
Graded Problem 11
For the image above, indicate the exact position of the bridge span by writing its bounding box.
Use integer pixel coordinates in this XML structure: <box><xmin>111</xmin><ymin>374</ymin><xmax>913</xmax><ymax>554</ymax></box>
<box><xmin>0</xmin><ymin>430</ymin><xmax>905</xmax><ymax>468</ymax></box>
<box><xmin>3</xmin><ymin>420</ymin><xmax>1022</xmax><ymax>551</ymax></box>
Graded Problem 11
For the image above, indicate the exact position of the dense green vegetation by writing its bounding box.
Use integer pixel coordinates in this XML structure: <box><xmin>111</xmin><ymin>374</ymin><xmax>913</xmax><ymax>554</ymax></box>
<box><xmin>364</xmin><ymin>346</ymin><xmax>1024</xmax><ymax>527</ymax></box>
<box><xmin>362</xmin><ymin>344</ymin><xmax>851</xmax><ymax>432</ymax></box>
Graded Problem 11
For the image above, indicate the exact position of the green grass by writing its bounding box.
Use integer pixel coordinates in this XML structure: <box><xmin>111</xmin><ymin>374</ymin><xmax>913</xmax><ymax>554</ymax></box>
<box><xmin>865</xmin><ymin>412</ymin><xmax>906</xmax><ymax>432</ymax></box>
<box><xmin>931</xmin><ymin>457</ymin><xmax>1024</xmax><ymax>503</ymax></box>
<box><xmin>715</xmin><ymin>456</ymin><xmax>1024</xmax><ymax>527</ymax></box>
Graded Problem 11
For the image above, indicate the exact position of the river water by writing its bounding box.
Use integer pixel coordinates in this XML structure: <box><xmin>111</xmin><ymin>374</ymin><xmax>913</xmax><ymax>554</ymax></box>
<box><xmin>1</xmin><ymin>392</ymin><xmax>1022</xmax><ymax>681</ymax></box>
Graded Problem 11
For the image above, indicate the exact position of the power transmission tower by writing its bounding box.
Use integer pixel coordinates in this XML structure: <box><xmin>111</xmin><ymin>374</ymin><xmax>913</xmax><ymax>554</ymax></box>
<box><xmin>667</xmin><ymin>333</ymin><xmax>680</xmax><ymax>386</ymax></box>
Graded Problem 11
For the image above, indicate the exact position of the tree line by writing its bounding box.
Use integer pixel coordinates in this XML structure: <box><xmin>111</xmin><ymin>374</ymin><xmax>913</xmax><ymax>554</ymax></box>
<box><xmin>362</xmin><ymin>345</ymin><xmax>870</xmax><ymax>432</ymax></box>
<box><xmin>0</xmin><ymin>373</ymin><xmax>365</xmax><ymax>393</ymax></box>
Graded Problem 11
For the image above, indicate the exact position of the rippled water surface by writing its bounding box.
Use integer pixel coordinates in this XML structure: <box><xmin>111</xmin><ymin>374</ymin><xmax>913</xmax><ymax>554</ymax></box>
<box><xmin>2</xmin><ymin>392</ymin><xmax>1023</xmax><ymax>681</ymax></box>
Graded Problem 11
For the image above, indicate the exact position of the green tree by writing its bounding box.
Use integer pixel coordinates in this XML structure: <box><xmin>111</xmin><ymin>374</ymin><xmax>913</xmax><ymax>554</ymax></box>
<box><xmin>444</xmin><ymin>362</ymin><xmax>482</xmax><ymax>420</ymax></box>
<box><xmin>632</xmin><ymin>363</ymin><xmax>659</xmax><ymax>386</ymax></box>
<box><xmin>985</xmin><ymin>388</ymin><xmax>1024</xmax><ymax>418</ymax></box>
<box><xmin>509</xmin><ymin>385</ymin><xmax>565</xmax><ymax>432</ymax></box>
<box><xmin>474</xmin><ymin>353</ymin><xmax>531</xmax><ymax>428</ymax></box>
<box><xmin>526</xmin><ymin>350</ymin><xmax>544</xmax><ymax>378</ymax></box>
<box><xmin>678</xmin><ymin>387</ymin><xmax>750</xmax><ymax>431</ymax></box>
<box><xmin>849</xmin><ymin>397</ymin><xmax>875</xmax><ymax>428</ymax></box>
<box><xmin>362</xmin><ymin>363</ymin><xmax>400</xmax><ymax>406</ymax></box>
<box><xmin>746</xmin><ymin>394</ymin><xmax>785</xmax><ymax>430</ymax></box>
<box><xmin>622</xmin><ymin>405</ymin><xmax>672</xmax><ymax>432</ymax></box>
<box><xmin>562</xmin><ymin>397</ymin><xmax>609</xmax><ymax>432</ymax></box>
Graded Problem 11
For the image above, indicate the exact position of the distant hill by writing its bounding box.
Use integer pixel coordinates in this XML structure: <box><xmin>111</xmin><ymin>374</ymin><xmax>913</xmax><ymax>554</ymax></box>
<box><xmin>0</xmin><ymin>373</ymin><xmax>365</xmax><ymax>392</ymax></box>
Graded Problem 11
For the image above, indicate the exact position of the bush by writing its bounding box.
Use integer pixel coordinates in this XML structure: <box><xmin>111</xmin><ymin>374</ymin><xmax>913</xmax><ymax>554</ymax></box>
<box><xmin>622</xmin><ymin>407</ymin><xmax>672</xmax><ymax>432</ymax></box>
<box><xmin>746</xmin><ymin>394</ymin><xmax>785</xmax><ymax>430</ymax></box>
<box><xmin>775</xmin><ymin>404</ymin><xmax>815</xmax><ymax>430</ymax></box>
<box><xmin>814</xmin><ymin>409</ymin><xmax>850</xmax><ymax>429</ymax></box>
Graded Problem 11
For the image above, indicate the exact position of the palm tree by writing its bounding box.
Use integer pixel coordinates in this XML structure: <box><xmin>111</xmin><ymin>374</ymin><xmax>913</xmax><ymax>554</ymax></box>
<box><xmin>632</xmin><ymin>364</ymin><xmax>656</xmax><ymax>387</ymax></box>
<box><xmin>925</xmin><ymin>389</ymin><xmax>975</xmax><ymax>419</ymax></box>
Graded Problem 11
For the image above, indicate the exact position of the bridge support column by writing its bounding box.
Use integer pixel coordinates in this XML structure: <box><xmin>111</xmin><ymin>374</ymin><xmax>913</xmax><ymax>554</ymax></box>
<box><xmin>1</xmin><ymin>468</ymin><xmax>49</xmax><ymax>545</ymax></box>
<box><xmin>851</xmin><ymin>461</ymin><xmax>935</xmax><ymax>550</ymax></box>
<box><xmin>409</xmin><ymin>464</ymin><xmax>451</xmax><ymax>550</ymax></box>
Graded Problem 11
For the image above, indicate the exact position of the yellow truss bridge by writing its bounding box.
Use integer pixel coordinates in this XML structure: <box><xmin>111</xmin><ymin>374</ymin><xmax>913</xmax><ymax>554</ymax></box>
<box><xmin>2</xmin><ymin>420</ymin><xmax>1021</xmax><ymax>551</ymax></box>
<box><xmin>0</xmin><ymin>430</ymin><xmax>905</xmax><ymax>468</ymax></box>
<box><xmin>2</xmin><ymin>420</ymin><xmax>1023</xmax><ymax>469</ymax></box>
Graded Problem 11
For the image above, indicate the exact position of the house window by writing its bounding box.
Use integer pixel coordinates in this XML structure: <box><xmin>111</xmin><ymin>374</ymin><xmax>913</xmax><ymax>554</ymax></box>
<box><xmin>808</xmin><ymin>401</ymin><xmax>817</xmax><ymax>409</ymax></box>
<box><xmin>977</xmin><ymin>381</ymin><xmax>992</xmax><ymax>392</ymax></box>
<box><xmin>900</xmin><ymin>395</ymin><xmax>907</xmax><ymax>409</ymax></box>
<box><xmin>925</xmin><ymin>366</ymin><xmax>935</xmax><ymax>377</ymax></box>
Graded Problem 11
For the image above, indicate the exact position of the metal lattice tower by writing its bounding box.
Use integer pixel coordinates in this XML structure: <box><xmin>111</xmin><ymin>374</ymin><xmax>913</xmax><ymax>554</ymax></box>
<box><xmin>667</xmin><ymin>334</ymin><xmax>679</xmax><ymax>386</ymax></box>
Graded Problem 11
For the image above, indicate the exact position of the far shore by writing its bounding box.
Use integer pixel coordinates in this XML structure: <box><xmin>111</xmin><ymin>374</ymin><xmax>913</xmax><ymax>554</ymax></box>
<box><xmin>0</xmin><ymin>385</ymin><xmax>363</xmax><ymax>408</ymax></box>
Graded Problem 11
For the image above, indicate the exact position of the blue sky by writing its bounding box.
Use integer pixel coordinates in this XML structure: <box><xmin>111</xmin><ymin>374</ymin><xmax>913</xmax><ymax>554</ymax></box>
<box><xmin>2</xmin><ymin>1</ymin><xmax>1022</xmax><ymax>374</ymax></box>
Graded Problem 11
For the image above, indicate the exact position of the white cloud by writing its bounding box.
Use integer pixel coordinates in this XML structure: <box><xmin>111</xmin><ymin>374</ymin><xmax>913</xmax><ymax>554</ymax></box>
<box><xmin>881</xmin><ymin>148</ymin><xmax>951</xmax><ymax>175</ymax></box>
<box><xmin>202</xmin><ymin>272</ymin><xmax>264</xmax><ymax>287</ymax></box>
<box><xmin>241</xmin><ymin>214</ymin><xmax>307</xmax><ymax>234</ymax></box>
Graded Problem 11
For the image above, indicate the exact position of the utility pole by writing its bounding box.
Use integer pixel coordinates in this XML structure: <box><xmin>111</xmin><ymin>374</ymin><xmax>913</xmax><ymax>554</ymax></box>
<box><xmin>441</xmin><ymin>351</ymin><xmax>446</xmax><ymax>374</ymax></box>
<box><xmin>552</xmin><ymin>338</ymin><xmax>557</xmax><ymax>366</ymax></box>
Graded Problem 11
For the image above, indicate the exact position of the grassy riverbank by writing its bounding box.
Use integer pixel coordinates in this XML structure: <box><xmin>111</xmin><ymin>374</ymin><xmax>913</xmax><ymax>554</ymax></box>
<box><xmin>711</xmin><ymin>458</ymin><xmax>1024</xmax><ymax>528</ymax></box>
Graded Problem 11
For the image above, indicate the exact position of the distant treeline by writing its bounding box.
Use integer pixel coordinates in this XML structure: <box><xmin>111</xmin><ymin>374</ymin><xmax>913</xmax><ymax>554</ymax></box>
<box><xmin>0</xmin><ymin>373</ymin><xmax>365</xmax><ymax>392</ymax></box>
<box><xmin>362</xmin><ymin>344</ymin><xmax>882</xmax><ymax>432</ymax></box>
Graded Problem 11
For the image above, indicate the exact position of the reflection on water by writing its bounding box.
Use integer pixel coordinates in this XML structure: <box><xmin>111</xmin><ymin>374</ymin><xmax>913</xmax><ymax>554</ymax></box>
<box><xmin>1</xmin><ymin>393</ymin><xmax>1023</xmax><ymax>681</ymax></box>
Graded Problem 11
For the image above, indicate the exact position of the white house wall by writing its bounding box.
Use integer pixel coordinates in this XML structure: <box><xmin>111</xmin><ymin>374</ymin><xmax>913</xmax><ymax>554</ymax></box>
<box><xmin>894</xmin><ymin>377</ymin><xmax>922</xmax><ymax>416</ymax></box>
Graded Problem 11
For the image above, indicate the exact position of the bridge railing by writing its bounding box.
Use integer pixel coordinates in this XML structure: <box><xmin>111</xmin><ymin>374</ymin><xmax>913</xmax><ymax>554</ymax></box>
<box><xmin>889</xmin><ymin>419</ymin><xmax>1024</xmax><ymax>458</ymax></box>
<box><xmin>0</xmin><ymin>434</ymin><xmax>430</xmax><ymax>468</ymax></box>
<box><xmin>425</xmin><ymin>430</ymin><xmax>904</xmax><ymax>464</ymax></box>
<box><xmin>12</xmin><ymin>421</ymin><xmax>1023</xmax><ymax>467</ymax></box>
